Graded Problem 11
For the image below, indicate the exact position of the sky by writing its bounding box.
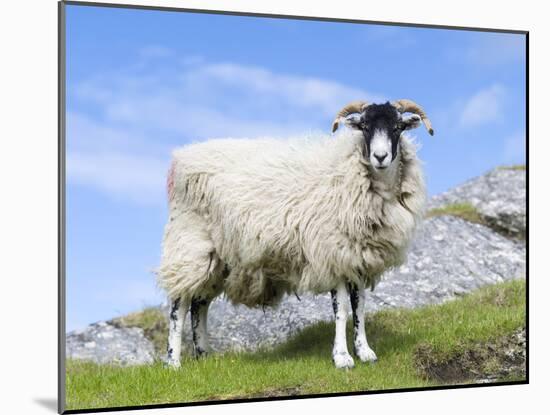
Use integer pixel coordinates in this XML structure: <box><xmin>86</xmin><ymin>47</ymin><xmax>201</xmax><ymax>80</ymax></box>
<box><xmin>64</xmin><ymin>4</ymin><xmax>526</xmax><ymax>331</ymax></box>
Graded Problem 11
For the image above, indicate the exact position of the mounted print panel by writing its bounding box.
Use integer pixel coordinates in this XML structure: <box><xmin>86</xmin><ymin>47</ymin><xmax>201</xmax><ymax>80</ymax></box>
<box><xmin>59</xmin><ymin>1</ymin><xmax>527</xmax><ymax>413</ymax></box>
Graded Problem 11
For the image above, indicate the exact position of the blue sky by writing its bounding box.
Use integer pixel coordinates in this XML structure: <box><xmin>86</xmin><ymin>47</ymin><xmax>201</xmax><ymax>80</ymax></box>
<box><xmin>65</xmin><ymin>4</ymin><xmax>526</xmax><ymax>331</ymax></box>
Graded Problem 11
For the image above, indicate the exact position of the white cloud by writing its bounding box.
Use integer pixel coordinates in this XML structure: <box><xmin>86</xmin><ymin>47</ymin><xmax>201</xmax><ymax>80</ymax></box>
<box><xmin>67</xmin><ymin>151</ymin><xmax>168</xmax><ymax>205</ymax></box>
<box><xmin>195</xmin><ymin>62</ymin><xmax>382</xmax><ymax>117</ymax></box>
<box><xmin>73</xmin><ymin>53</ymin><xmax>382</xmax><ymax>139</ymax></box>
<box><xmin>66</xmin><ymin>111</ymin><xmax>171</xmax><ymax>205</ymax></box>
<box><xmin>67</xmin><ymin>111</ymin><xmax>167</xmax><ymax>155</ymax></box>
<box><xmin>68</xmin><ymin>49</ymin><xmax>381</xmax><ymax>203</ymax></box>
<box><xmin>459</xmin><ymin>84</ymin><xmax>506</xmax><ymax>128</ymax></box>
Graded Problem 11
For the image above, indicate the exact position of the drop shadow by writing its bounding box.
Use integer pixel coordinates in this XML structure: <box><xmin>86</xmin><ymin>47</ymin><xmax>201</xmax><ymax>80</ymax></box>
<box><xmin>34</xmin><ymin>398</ymin><xmax>58</xmax><ymax>413</ymax></box>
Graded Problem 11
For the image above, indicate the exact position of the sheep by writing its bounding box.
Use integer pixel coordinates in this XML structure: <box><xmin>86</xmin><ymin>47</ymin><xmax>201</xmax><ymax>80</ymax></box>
<box><xmin>157</xmin><ymin>99</ymin><xmax>434</xmax><ymax>369</ymax></box>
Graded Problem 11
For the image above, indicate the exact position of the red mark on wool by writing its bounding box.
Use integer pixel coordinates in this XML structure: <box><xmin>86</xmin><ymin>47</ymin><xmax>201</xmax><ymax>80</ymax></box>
<box><xmin>167</xmin><ymin>161</ymin><xmax>176</xmax><ymax>202</ymax></box>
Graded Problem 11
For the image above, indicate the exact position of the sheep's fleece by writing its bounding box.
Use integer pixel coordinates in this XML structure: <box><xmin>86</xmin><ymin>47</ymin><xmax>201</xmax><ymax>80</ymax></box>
<box><xmin>157</xmin><ymin>131</ymin><xmax>426</xmax><ymax>308</ymax></box>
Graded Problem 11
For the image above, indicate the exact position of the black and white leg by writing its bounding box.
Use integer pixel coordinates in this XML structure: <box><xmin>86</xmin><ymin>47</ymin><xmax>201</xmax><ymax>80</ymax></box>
<box><xmin>190</xmin><ymin>296</ymin><xmax>212</xmax><ymax>358</ymax></box>
<box><xmin>330</xmin><ymin>282</ymin><xmax>354</xmax><ymax>369</ymax></box>
<box><xmin>166</xmin><ymin>297</ymin><xmax>186</xmax><ymax>368</ymax></box>
<box><xmin>349</xmin><ymin>281</ymin><xmax>377</xmax><ymax>363</ymax></box>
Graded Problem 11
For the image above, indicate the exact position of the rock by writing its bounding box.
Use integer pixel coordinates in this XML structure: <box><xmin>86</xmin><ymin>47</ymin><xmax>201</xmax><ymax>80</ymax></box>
<box><xmin>66</xmin><ymin>322</ymin><xmax>155</xmax><ymax>365</ymax></box>
<box><xmin>478</xmin><ymin>200</ymin><xmax>525</xmax><ymax>238</ymax></box>
<box><xmin>176</xmin><ymin>291</ymin><xmax>335</xmax><ymax>353</ymax></box>
<box><xmin>428</xmin><ymin>167</ymin><xmax>526</xmax><ymax>238</ymax></box>
<box><xmin>365</xmin><ymin>216</ymin><xmax>525</xmax><ymax>311</ymax></box>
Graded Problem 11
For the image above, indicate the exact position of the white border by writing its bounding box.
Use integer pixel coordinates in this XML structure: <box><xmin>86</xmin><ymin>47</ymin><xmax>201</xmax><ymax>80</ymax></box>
<box><xmin>2</xmin><ymin>0</ymin><xmax>546</xmax><ymax>414</ymax></box>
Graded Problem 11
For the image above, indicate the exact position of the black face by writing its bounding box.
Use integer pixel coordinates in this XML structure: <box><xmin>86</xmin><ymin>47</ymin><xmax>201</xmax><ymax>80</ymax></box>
<box><xmin>358</xmin><ymin>103</ymin><xmax>403</xmax><ymax>161</ymax></box>
<box><xmin>343</xmin><ymin>101</ymin><xmax>423</xmax><ymax>170</ymax></box>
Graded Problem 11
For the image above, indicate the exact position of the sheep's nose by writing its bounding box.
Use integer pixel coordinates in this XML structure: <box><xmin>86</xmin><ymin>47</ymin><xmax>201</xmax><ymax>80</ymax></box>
<box><xmin>374</xmin><ymin>152</ymin><xmax>388</xmax><ymax>163</ymax></box>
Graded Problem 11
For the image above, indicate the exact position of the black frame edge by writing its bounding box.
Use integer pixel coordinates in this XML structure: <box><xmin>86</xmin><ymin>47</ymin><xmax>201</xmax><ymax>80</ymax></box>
<box><xmin>63</xmin><ymin>380</ymin><xmax>528</xmax><ymax>414</ymax></box>
<box><xmin>58</xmin><ymin>1</ymin><xmax>67</xmax><ymax>414</ymax></box>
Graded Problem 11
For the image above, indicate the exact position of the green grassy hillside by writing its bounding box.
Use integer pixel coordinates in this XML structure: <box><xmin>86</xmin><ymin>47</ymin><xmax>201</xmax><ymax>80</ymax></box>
<box><xmin>66</xmin><ymin>279</ymin><xmax>526</xmax><ymax>411</ymax></box>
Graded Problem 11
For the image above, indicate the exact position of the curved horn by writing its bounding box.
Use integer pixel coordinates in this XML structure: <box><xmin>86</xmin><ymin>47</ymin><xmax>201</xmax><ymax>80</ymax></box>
<box><xmin>392</xmin><ymin>99</ymin><xmax>434</xmax><ymax>136</ymax></box>
<box><xmin>331</xmin><ymin>100</ymin><xmax>369</xmax><ymax>133</ymax></box>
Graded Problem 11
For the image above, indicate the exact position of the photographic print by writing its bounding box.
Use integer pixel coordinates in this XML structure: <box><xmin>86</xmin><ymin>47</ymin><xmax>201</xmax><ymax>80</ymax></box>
<box><xmin>60</xmin><ymin>1</ymin><xmax>527</xmax><ymax>413</ymax></box>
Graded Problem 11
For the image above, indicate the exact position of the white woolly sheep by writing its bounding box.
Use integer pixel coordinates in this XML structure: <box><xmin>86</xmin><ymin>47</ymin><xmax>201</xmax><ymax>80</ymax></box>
<box><xmin>158</xmin><ymin>99</ymin><xmax>434</xmax><ymax>369</ymax></box>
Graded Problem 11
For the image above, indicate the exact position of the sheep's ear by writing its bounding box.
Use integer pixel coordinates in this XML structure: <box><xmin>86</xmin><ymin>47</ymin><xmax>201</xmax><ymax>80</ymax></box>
<box><xmin>342</xmin><ymin>113</ymin><xmax>363</xmax><ymax>130</ymax></box>
<box><xmin>401</xmin><ymin>114</ymin><xmax>422</xmax><ymax>130</ymax></box>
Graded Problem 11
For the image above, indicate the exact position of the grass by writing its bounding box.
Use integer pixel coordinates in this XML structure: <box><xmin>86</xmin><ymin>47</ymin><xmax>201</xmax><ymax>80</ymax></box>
<box><xmin>426</xmin><ymin>202</ymin><xmax>486</xmax><ymax>226</ymax></box>
<box><xmin>110</xmin><ymin>307</ymin><xmax>168</xmax><ymax>354</ymax></box>
<box><xmin>427</xmin><ymin>201</ymin><xmax>525</xmax><ymax>241</ymax></box>
<box><xmin>66</xmin><ymin>279</ymin><xmax>526</xmax><ymax>411</ymax></box>
<box><xmin>498</xmin><ymin>164</ymin><xmax>526</xmax><ymax>171</ymax></box>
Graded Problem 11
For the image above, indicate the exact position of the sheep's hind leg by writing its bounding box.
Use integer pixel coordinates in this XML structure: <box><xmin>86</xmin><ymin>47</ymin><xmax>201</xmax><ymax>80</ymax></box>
<box><xmin>190</xmin><ymin>296</ymin><xmax>212</xmax><ymax>358</ymax></box>
<box><xmin>349</xmin><ymin>281</ymin><xmax>378</xmax><ymax>363</ymax></box>
<box><xmin>330</xmin><ymin>282</ymin><xmax>355</xmax><ymax>369</ymax></box>
<box><xmin>166</xmin><ymin>297</ymin><xmax>187</xmax><ymax>368</ymax></box>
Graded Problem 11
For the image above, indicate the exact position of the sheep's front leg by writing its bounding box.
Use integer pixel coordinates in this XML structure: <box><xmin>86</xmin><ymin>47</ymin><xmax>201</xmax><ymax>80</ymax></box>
<box><xmin>190</xmin><ymin>297</ymin><xmax>211</xmax><ymax>358</ymax></box>
<box><xmin>166</xmin><ymin>297</ymin><xmax>185</xmax><ymax>368</ymax></box>
<box><xmin>330</xmin><ymin>282</ymin><xmax>354</xmax><ymax>369</ymax></box>
<box><xmin>349</xmin><ymin>282</ymin><xmax>377</xmax><ymax>363</ymax></box>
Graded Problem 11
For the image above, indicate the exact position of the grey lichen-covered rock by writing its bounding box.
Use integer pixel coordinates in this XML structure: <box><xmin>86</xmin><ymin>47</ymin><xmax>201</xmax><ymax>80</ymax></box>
<box><xmin>478</xmin><ymin>200</ymin><xmax>525</xmax><ymax>239</ymax></box>
<box><xmin>176</xmin><ymin>292</ymin><xmax>335</xmax><ymax>353</ymax></box>
<box><xmin>428</xmin><ymin>167</ymin><xmax>526</xmax><ymax>238</ymax></box>
<box><xmin>66</xmin><ymin>321</ymin><xmax>156</xmax><ymax>365</ymax></box>
<box><xmin>366</xmin><ymin>216</ymin><xmax>525</xmax><ymax>310</ymax></box>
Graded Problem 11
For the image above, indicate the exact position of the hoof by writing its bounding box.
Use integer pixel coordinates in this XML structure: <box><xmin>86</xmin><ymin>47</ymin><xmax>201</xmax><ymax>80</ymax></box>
<box><xmin>164</xmin><ymin>359</ymin><xmax>181</xmax><ymax>369</ymax></box>
<box><xmin>193</xmin><ymin>347</ymin><xmax>208</xmax><ymax>359</ymax></box>
<box><xmin>333</xmin><ymin>352</ymin><xmax>355</xmax><ymax>369</ymax></box>
<box><xmin>355</xmin><ymin>346</ymin><xmax>378</xmax><ymax>363</ymax></box>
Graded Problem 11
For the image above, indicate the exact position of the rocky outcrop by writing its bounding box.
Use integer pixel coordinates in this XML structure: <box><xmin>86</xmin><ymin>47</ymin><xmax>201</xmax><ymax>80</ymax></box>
<box><xmin>66</xmin><ymin>321</ymin><xmax>156</xmax><ymax>365</ymax></box>
<box><xmin>428</xmin><ymin>167</ymin><xmax>526</xmax><ymax>238</ymax></box>
<box><xmin>66</xmin><ymin>167</ymin><xmax>527</xmax><ymax>365</ymax></box>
